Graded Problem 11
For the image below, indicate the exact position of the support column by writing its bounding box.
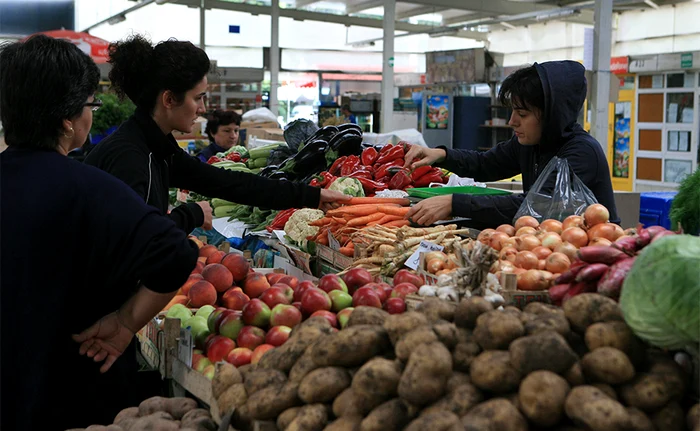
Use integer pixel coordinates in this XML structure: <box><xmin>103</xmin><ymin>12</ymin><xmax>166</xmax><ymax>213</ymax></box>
<box><xmin>199</xmin><ymin>0</ymin><xmax>205</xmax><ymax>50</ymax></box>
<box><xmin>270</xmin><ymin>0</ymin><xmax>280</xmax><ymax>118</ymax></box>
<box><xmin>381</xmin><ymin>0</ymin><xmax>395</xmax><ymax>133</ymax></box>
<box><xmin>590</xmin><ymin>0</ymin><xmax>613</xmax><ymax>156</ymax></box>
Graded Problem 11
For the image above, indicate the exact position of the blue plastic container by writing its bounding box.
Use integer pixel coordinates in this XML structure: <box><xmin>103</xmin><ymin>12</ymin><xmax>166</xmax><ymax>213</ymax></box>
<box><xmin>639</xmin><ymin>191</ymin><xmax>677</xmax><ymax>229</ymax></box>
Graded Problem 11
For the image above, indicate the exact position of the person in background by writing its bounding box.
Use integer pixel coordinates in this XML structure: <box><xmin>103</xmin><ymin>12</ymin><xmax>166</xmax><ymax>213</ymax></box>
<box><xmin>85</xmin><ymin>35</ymin><xmax>347</xmax><ymax>236</ymax></box>
<box><xmin>0</xmin><ymin>35</ymin><xmax>199</xmax><ymax>430</ymax></box>
<box><xmin>197</xmin><ymin>109</ymin><xmax>242</xmax><ymax>162</ymax></box>
<box><xmin>341</xmin><ymin>104</ymin><xmax>357</xmax><ymax>124</ymax></box>
<box><xmin>404</xmin><ymin>61</ymin><xmax>619</xmax><ymax>229</ymax></box>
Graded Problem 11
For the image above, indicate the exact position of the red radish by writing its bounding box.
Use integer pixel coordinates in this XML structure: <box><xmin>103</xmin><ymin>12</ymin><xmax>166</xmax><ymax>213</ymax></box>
<box><xmin>597</xmin><ymin>258</ymin><xmax>635</xmax><ymax>298</ymax></box>
<box><xmin>554</xmin><ymin>260</ymin><xmax>587</xmax><ymax>284</ymax></box>
<box><xmin>575</xmin><ymin>263</ymin><xmax>610</xmax><ymax>283</ymax></box>
<box><xmin>577</xmin><ymin>246</ymin><xmax>627</xmax><ymax>265</ymax></box>
<box><xmin>549</xmin><ymin>284</ymin><xmax>571</xmax><ymax>305</ymax></box>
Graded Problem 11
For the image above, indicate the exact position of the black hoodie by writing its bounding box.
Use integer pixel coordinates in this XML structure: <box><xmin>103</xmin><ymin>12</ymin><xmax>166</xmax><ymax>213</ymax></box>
<box><xmin>439</xmin><ymin>61</ymin><xmax>619</xmax><ymax>228</ymax></box>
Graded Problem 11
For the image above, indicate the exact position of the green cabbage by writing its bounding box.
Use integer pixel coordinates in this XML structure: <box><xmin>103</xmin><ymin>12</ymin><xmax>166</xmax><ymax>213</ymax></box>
<box><xmin>620</xmin><ymin>235</ymin><xmax>700</xmax><ymax>352</ymax></box>
<box><xmin>328</xmin><ymin>177</ymin><xmax>365</xmax><ymax>197</ymax></box>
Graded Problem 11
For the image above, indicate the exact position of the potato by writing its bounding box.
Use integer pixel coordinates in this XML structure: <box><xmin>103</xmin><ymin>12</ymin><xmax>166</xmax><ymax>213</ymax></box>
<box><xmin>246</xmin><ymin>381</ymin><xmax>301</xmax><ymax>420</ymax></box>
<box><xmin>324</xmin><ymin>416</ymin><xmax>362</xmax><ymax>431</ymax></box>
<box><xmin>523</xmin><ymin>302</ymin><xmax>566</xmax><ymax>316</ymax></box>
<box><xmin>181</xmin><ymin>409</ymin><xmax>211</xmax><ymax>423</ymax></box>
<box><xmin>626</xmin><ymin>408</ymin><xmax>655</xmax><ymax>431</ymax></box>
<box><xmin>688</xmin><ymin>404</ymin><xmax>700</xmax><ymax>431</ymax></box>
<box><xmin>237</xmin><ymin>363</ymin><xmax>256</xmax><ymax>379</ymax></box>
<box><xmin>85</xmin><ymin>426</ymin><xmax>123</xmax><ymax>431</ymax></box>
<box><xmin>565</xmin><ymin>362</ymin><xmax>586</xmax><ymax>386</ymax></box>
<box><xmin>563</xmin><ymin>293</ymin><xmax>623</xmax><ymax>333</ymax></box>
<box><xmin>217</xmin><ymin>382</ymin><xmax>247</xmax><ymax>416</ymax></box>
<box><xmin>347</xmin><ymin>306</ymin><xmax>389</xmax><ymax>327</ymax></box>
<box><xmin>405</xmin><ymin>411</ymin><xmax>461</xmax><ymax>431</ymax></box>
<box><xmin>518</xmin><ymin>370</ymin><xmax>570</xmax><ymax>427</ymax></box>
<box><xmin>566</xmin><ymin>331</ymin><xmax>589</xmax><ymax>358</ymax></box>
<box><xmin>564</xmin><ymin>386</ymin><xmax>631</xmax><ymax>431</ymax></box>
<box><xmin>332</xmin><ymin>388</ymin><xmax>385</xmax><ymax>418</ymax></box>
<box><xmin>525</xmin><ymin>313</ymin><xmax>571</xmax><ymax>336</ymax></box>
<box><xmin>398</xmin><ymin>342</ymin><xmax>452</xmax><ymax>406</ymax></box>
<box><xmin>394</xmin><ymin>327</ymin><xmax>438</xmax><ymax>362</ymax></box>
<box><xmin>461</xmin><ymin>398</ymin><xmax>528</xmax><ymax>431</ymax></box>
<box><xmin>469</xmin><ymin>350</ymin><xmax>521</xmax><ymax>394</ymax></box>
<box><xmin>503</xmin><ymin>305</ymin><xmax>521</xmax><ymax>315</ymax></box>
<box><xmin>432</xmin><ymin>320</ymin><xmax>459</xmax><ymax>349</ymax></box>
<box><xmin>286</xmin><ymin>404</ymin><xmax>328</xmax><ymax>431</ymax></box>
<box><xmin>584</xmin><ymin>321</ymin><xmax>637</xmax><ymax>352</ymax></box>
<box><xmin>243</xmin><ymin>368</ymin><xmax>287</xmax><ymax>395</ymax></box>
<box><xmin>259</xmin><ymin>319</ymin><xmax>334</xmax><ymax>372</ymax></box>
<box><xmin>591</xmin><ymin>384</ymin><xmax>617</xmax><ymax>401</ymax></box>
<box><xmin>509</xmin><ymin>330</ymin><xmax>578</xmax><ymax>375</ymax></box>
<box><xmin>359</xmin><ymin>398</ymin><xmax>411</xmax><ymax>431</ymax></box>
<box><xmin>455</xmin><ymin>297</ymin><xmax>494</xmax><ymax>329</ymax></box>
<box><xmin>452</xmin><ymin>340</ymin><xmax>481</xmax><ymax>373</ymax></box>
<box><xmin>212</xmin><ymin>362</ymin><xmax>243</xmax><ymax>399</ymax></box>
<box><xmin>647</xmin><ymin>354</ymin><xmax>687</xmax><ymax>400</ymax></box>
<box><xmin>423</xmin><ymin>383</ymin><xmax>483</xmax><ymax>417</ymax></box>
<box><xmin>138</xmin><ymin>396</ymin><xmax>197</xmax><ymax>420</ymax></box>
<box><xmin>473</xmin><ymin>311</ymin><xmax>524</xmax><ymax>350</ymax></box>
<box><xmin>277</xmin><ymin>407</ymin><xmax>301</xmax><ymax>431</ymax></box>
<box><xmin>383</xmin><ymin>311</ymin><xmax>429</xmax><ymax>344</ymax></box>
<box><xmin>299</xmin><ymin>367</ymin><xmax>352</xmax><ymax>403</ymax></box>
<box><xmin>416</xmin><ymin>297</ymin><xmax>456</xmax><ymax>322</ymax></box>
<box><xmin>651</xmin><ymin>402</ymin><xmax>685</xmax><ymax>431</ymax></box>
<box><xmin>290</xmin><ymin>345</ymin><xmax>323</xmax><ymax>383</ymax></box>
<box><xmin>114</xmin><ymin>407</ymin><xmax>140</xmax><ymax>425</ymax></box>
<box><xmin>180</xmin><ymin>416</ymin><xmax>217</xmax><ymax>431</ymax></box>
<box><xmin>581</xmin><ymin>347</ymin><xmax>635</xmax><ymax>385</ymax></box>
<box><xmin>351</xmin><ymin>358</ymin><xmax>402</xmax><ymax>399</ymax></box>
<box><xmin>311</xmin><ymin>325</ymin><xmax>390</xmax><ymax>367</ymax></box>
<box><xmin>127</xmin><ymin>414</ymin><xmax>179</xmax><ymax>431</ymax></box>
<box><xmin>446</xmin><ymin>371</ymin><xmax>471</xmax><ymax>392</ymax></box>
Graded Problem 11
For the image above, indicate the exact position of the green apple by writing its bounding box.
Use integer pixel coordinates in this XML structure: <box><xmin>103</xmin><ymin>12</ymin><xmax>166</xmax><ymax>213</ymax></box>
<box><xmin>184</xmin><ymin>316</ymin><xmax>210</xmax><ymax>348</ymax></box>
<box><xmin>328</xmin><ymin>290</ymin><xmax>353</xmax><ymax>312</ymax></box>
<box><xmin>166</xmin><ymin>303</ymin><xmax>193</xmax><ymax>327</ymax></box>
<box><xmin>195</xmin><ymin>305</ymin><xmax>216</xmax><ymax>321</ymax></box>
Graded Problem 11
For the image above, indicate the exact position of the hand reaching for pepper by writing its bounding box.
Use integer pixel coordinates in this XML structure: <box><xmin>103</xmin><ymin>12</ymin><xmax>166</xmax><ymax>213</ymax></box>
<box><xmin>406</xmin><ymin>195</ymin><xmax>453</xmax><ymax>226</ymax></box>
<box><xmin>319</xmin><ymin>189</ymin><xmax>351</xmax><ymax>211</ymax></box>
<box><xmin>403</xmin><ymin>146</ymin><xmax>447</xmax><ymax>170</ymax></box>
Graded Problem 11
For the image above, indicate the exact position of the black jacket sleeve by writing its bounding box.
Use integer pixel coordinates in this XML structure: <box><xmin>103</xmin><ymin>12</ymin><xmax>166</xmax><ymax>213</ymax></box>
<box><xmin>169</xmin><ymin>203</ymin><xmax>205</xmax><ymax>234</ymax></box>
<box><xmin>452</xmin><ymin>193</ymin><xmax>525</xmax><ymax>227</ymax></box>
<box><xmin>437</xmin><ymin>138</ymin><xmax>522</xmax><ymax>182</ymax></box>
<box><xmin>169</xmin><ymin>151</ymin><xmax>321</xmax><ymax>210</ymax></box>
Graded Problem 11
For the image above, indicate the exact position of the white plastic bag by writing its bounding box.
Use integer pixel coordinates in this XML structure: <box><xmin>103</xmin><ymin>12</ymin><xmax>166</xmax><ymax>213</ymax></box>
<box><xmin>242</xmin><ymin>107</ymin><xmax>277</xmax><ymax>123</ymax></box>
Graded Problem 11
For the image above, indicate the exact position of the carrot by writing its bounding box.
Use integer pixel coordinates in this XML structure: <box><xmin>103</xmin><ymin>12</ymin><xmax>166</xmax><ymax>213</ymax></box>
<box><xmin>377</xmin><ymin>205</ymin><xmax>411</xmax><ymax>217</ymax></box>
<box><xmin>310</xmin><ymin>217</ymin><xmax>332</xmax><ymax>226</ymax></box>
<box><xmin>383</xmin><ymin>219</ymin><xmax>411</xmax><ymax>228</ymax></box>
<box><xmin>339</xmin><ymin>247</ymin><xmax>354</xmax><ymax>257</ymax></box>
<box><xmin>346</xmin><ymin>241</ymin><xmax>355</xmax><ymax>250</ymax></box>
<box><xmin>347</xmin><ymin>212</ymin><xmax>385</xmax><ymax>227</ymax></box>
<box><xmin>327</xmin><ymin>205</ymin><xmax>381</xmax><ymax>217</ymax></box>
<box><xmin>376</xmin><ymin>214</ymin><xmax>403</xmax><ymax>225</ymax></box>
<box><xmin>342</xmin><ymin>197</ymin><xmax>411</xmax><ymax>206</ymax></box>
<box><xmin>332</xmin><ymin>217</ymin><xmax>347</xmax><ymax>224</ymax></box>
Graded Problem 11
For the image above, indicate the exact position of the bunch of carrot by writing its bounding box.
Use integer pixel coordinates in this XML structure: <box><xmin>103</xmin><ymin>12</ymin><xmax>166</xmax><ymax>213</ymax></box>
<box><xmin>308</xmin><ymin>197</ymin><xmax>412</xmax><ymax>256</ymax></box>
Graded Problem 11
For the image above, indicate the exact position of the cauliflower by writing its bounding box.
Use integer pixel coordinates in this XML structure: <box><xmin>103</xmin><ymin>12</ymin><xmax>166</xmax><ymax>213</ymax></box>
<box><xmin>284</xmin><ymin>208</ymin><xmax>325</xmax><ymax>249</ymax></box>
<box><xmin>328</xmin><ymin>177</ymin><xmax>365</xmax><ymax>197</ymax></box>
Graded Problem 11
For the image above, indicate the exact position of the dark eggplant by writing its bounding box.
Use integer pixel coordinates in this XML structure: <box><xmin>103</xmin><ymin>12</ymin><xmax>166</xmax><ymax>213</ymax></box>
<box><xmin>305</xmin><ymin>125</ymin><xmax>338</xmax><ymax>144</ymax></box>
<box><xmin>268</xmin><ymin>171</ymin><xmax>295</xmax><ymax>181</ymax></box>
<box><xmin>333</xmin><ymin>134</ymin><xmax>363</xmax><ymax>157</ymax></box>
<box><xmin>328</xmin><ymin>129</ymin><xmax>361</xmax><ymax>150</ymax></box>
<box><xmin>295</xmin><ymin>139</ymin><xmax>329</xmax><ymax>162</ymax></box>
<box><xmin>337</xmin><ymin>123</ymin><xmax>363</xmax><ymax>134</ymax></box>
<box><xmin>258</xmin><ymin>165</ymin><xmax>279</xmax><ymax>177</ymax></box>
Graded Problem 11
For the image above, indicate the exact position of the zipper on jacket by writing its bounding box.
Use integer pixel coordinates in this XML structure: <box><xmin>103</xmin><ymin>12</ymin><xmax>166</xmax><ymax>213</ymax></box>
<box><xmin>534</xmin><ymin>147</ymin><xmax>539</xmax><ymax>177</ymax></box>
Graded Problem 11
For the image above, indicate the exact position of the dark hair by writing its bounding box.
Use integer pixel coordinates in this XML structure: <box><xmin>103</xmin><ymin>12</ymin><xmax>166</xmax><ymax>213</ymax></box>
<box><xmin>108</xmin><ymin>35</ymin><xmax>210</xmax><ymax>113</ymax></box>
<box><xmin>498</xmin><ymin>65</ymin><xmax>545</xmax><ymax>117</ymax></box>
<box><xmin>0</xmin><ymin>35</ymin><xmax>99</xmax><ymax>149</ymax></box>
<box><xmin>341</xmin><ymin>104</ymin><xmax>351</xmax><ymax>112</ymax></box>
<box><xmin>205</xmin><ymin>110</ymin><xmax>241</xmax><ymax>141</ymax></box>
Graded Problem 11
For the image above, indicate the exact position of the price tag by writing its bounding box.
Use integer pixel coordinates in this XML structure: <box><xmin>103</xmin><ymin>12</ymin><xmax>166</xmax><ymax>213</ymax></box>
<box><xmin>178</xmin><ymin>328</ymin><xmax>193</xmax><ymax>367</ymax></box>
<box><xmin>328</xmin><ymin>230</ymin><xmax>341</xmax><ymax>251</ymax></box>
<box><xmin>404</xmin><ymin>240</ymin><xmax>444</xmax><ymax>270</ymax></box>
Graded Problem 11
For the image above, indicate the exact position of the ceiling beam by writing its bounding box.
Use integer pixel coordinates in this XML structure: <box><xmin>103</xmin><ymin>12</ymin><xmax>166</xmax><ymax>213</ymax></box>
<box><xmin>82</xmin><ymin>0</ymin><xmax>157</xmax><ymax>32</ymax></box>
<box><xmin>294</xmin><ymin>0</ymin><xmax>322</xmax><ymax>8</ymax></box>
<box><xmin>398</xmin><ymin>0</ymin><xmax>551</xmax><ymax>16</ymax></box>
<box><xmin>396</xmin><ymin>6</ymin><xmax>448</xmax><ymax>20</ymax></box>
<box><xmin>346</xmin><ymin>0</ymin><xmax>384</xmax><ymax>14</ymax></box>
<box><xmin>562</xmin><ymin>9</ymin><xmax>595</xmax><ymax>25</ymax></box>
<box><xmin>443</xmin><ymin>12</ymin><xmax>494</xmax><ymax>26</ymax></box>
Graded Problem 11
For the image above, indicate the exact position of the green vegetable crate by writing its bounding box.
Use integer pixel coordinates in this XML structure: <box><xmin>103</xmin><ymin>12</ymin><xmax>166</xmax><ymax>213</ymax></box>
<box><xmin>407</xmin><ymin>185</ymin><xmax>512</xmax><ymax>199</ymax></box>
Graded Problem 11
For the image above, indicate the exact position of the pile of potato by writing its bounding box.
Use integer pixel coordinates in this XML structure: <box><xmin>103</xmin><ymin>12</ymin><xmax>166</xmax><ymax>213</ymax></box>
<box><xmin>68</xmin><ymin>397</ymin><xmax>217</xmax><ymax>431</ymax></box>
<box><xmin>212</xmin><ymin>294</ymin><xmax>699</xmax><ymax>431</ymax></box>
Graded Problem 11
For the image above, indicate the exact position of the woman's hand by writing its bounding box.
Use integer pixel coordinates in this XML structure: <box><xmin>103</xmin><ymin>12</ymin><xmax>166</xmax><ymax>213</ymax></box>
<box><xmin>196</xmin><ymin>201</ymin><xmax>213</xmax><ymax>230</ymax></box>
<box><xmin>72</xmin><ymin>310</ymin><xmax>135</xmax><ymax>373</ymax></box>
<box><xmin>406</xmin><ymin>195</ymin><xmax>453</xmax><ymax>226</ymax></box>
<box><xmin>319</xmin><ymin>189</ymin><xmax>351</xmax><ymax>211</ymax></box>
<box><xmin>403</xmin><ymin>146</ymin><xmax>447</xmax><ymax>170</ymax></box>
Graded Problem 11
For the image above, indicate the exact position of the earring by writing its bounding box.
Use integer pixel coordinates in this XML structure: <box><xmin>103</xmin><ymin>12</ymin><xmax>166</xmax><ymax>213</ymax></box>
<box><xmin>63</xmin><ymin>127</ymin><xmax>74</xmax><ymax>139</ymax></box>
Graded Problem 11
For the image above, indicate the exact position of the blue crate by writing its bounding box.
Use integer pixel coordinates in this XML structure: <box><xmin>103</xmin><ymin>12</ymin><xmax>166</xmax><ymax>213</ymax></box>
<box><xmin>639</xmin><ymin>192</ymin><xmax>677</xmax><ymax>229</ymax></box>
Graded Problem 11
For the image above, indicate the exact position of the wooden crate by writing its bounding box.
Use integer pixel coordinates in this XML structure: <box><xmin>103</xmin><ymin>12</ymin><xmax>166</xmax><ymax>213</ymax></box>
<box><xmin>499</xmin><ymin>273</ymin><xmax>550</xmax><ymax>308</ymax></box>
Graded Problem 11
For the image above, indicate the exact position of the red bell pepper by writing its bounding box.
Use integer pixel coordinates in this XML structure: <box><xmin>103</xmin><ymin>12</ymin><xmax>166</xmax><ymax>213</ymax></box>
<box><xmin>373</xmin><ymin>159</ymin><xmax>405</xmax><ymax>180</ymax></box>
<box><xmin>310</xmin><ymin>171</ymin><xmax>336</xmax><ymax>188</ymax></box>
<box><xmin>207</xmin><ymin>156</ymin><xmax>222</xmax><ymax>164</ymax></box>
<box><xmin>329</xmin><ymin>156</ymin><xmax>347</xmax><ymax>176</ymax></box>
<box><xmin>361</xmin><ymin>147</ymin><xmax>379</xmax><ymax>166</ymax></box>
<box><xmin>378</xmin><ymin>143</ymin><xmax>393</xmax><ymax>155</ymax></box>
<box><xmin>388</xmin><ymin>168</ymin><xmax>412</xmax><ymax>190</ymax></box>
<box><xmin>356</xmin><ymin>177</ymin><xmax>388</xmax><ymax>194</ymax></box>
<box><xmin>410</xmin><ymin>165</ymin><xmax>433</xmax><ymax>181</ymax></box>
<box><xmin>266</xmin><ymin>208</ymin><xmax>296</xmax><ymax>232</ymax></box>
<box><xmin>340</xmin><ymin>155</ymin><xmax>361</xmax><ymax>176</ymax></box>
<box><xmin>375</xmin><ymin>145</ymin><xmax>404</xmax><ymax>165</ymax></box>
<box><xmin>413</xmin><ymin>170</ymin><xmax>445</xmax><ymax>187</ymax></box>
<box><xmin>347</xmin><ymin>168</ymin><xmax>373</xmax><ymax>180</ymax></box>
<box><xmin>225</xmin><ymin>152</ymin><xmax>242</xmax><ymax>162</ymax></box>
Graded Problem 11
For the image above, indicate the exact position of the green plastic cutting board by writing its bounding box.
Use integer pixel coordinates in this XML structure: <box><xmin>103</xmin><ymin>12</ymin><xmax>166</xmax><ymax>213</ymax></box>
<box><xmin>407</xmin><ymin>186</ymin><xmax>512</xmax><ymax>199</ymax></box>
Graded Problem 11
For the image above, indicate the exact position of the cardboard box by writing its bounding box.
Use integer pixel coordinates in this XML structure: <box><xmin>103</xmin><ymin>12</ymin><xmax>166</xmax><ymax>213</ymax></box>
<box><xmin>246</xmin><ymin>128</ymin><xmax>286</xmax><ymax>145</ymax></box>
<box><xmin>241</xmin><ymin>121</ymin><xmax>280</xmax><ymax>130</ymax></box>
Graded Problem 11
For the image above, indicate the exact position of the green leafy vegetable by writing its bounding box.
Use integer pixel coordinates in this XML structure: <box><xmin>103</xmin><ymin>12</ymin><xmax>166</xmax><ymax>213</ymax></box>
<box><xmin>670</xmin><ymin>168</ymin><xmax>700</xmax><ymax>235</ymax></box>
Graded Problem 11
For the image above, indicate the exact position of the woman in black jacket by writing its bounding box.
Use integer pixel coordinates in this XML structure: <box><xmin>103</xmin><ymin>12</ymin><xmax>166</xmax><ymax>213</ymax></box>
<box><xmin>86</xmin><ymin>35</ymin><xmax>346</xmax><ymax>233</ymax></box>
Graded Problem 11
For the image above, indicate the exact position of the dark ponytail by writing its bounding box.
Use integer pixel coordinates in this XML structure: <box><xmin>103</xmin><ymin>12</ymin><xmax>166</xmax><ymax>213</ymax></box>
<box><xmin>108</xmin><ymin>34</ymin><xmax>211</xmax><ymax>113</ymax></box>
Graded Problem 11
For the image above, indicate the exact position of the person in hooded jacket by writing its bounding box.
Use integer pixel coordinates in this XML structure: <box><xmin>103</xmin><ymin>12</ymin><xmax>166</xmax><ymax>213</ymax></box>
<box><xmin>404</xmin><ymin>61</ymin><xmax>619</xmax><ymax>228</ymax></box>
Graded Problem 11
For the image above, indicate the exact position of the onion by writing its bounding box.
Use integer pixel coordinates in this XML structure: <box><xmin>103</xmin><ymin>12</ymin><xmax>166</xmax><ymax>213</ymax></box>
<box><xmin>538</xmin><ymin>259</ymin><xmax>547</xmax><ymax>270</ymax></box>
<box><xmin>499</xmin><ymin>246</ymin><xmax>518</xmax><ymax>263</ymax></box>
<box><xmin>436</xmin><ymin>269</ymin><xmax>453</xmax><ymax>276</ymax></box>
<box><xmin>516</xmin><ymin>234</ymin><xmax>541</xmax><ymax>251</ymax></box>
<box><xmin>555</xmin><ymin>242</ymin><xmax>579</xmax><ymax>260</ymax></box>
<box><xmin>587</xmin><ymin>223</ymin><xmax>624</xmax><ymax>242</ymax></box>
<box><xmin>515</xmin><ymin>251</ymin><xmax>539</xmax><ymax>270</ymax></box>
<box><xmin>540</xmin><ymin>219</ymin><xmax>563</xmax><ymax>234</ymax></box>
<box><xmin>562</xmin><ymin>215</ymin><xmax>585</xmax><ymax>231</ymax></box>
<box><xmin>512</xmin><ymin>267</ymin><xmax>527</xmax><ymax>276</ymax></box>
<box><xmin>500</xmin><ymin>237</ymin><xmax>518</xmax><ymax>250</ymax></box>
<box><xmin>623</xmin><ymin>227</ymin><xmax>638</xmax><ymax>237</ymax></box>
<box><xmin>645</xmin><ymin>225</ymin><xmax>667</xmax><ymax>238</ymax></box>
<box><xmin>589</xmin><ymin>237</ymin><xmax>613</xmax><ymax>247</ymax></box>
<box><xmin>561</xmin><ymin>227</ymin><xmax>589</xmax><ymax>248</ymax></box>
<box><xmin>532</xmin><ymin>246</ymin><xmax>553</xmax><ymax>260</ymax></box>
<box><xmin>444</xmin><ymin>258</ymin><xmax>457</xmax><ymax>270</ymax></box>
<box><xmin>477</xmin><ymin>228</ymin><xmax>496</xmax><ymax>245</ymax></box>
<box><xmin>517</xmin><ymin>269</ymin><xmax>551</xmax><ymax>291</ymax></box>
<box><xmin>514</xmin><ymin>216</ymin><xmax>539</xmax><ymax>231</ymax></box>
<box><xmin>516</xmin><ymin>226</ymin><xmax>538</xmax><ymax>236</ymax></box>
<box><xmin>490</xmin><ymin>232</ymin><xmax>511</xmax><ymax>251</ymax></box>
<box><xmin>546</xmin><ymin>252</ymin><xmax>571</xmax><ymax>273</ymax></box>
<box><xmin>496</xmin><ymin>224</ymin><xmax>516</xmax><ymax>237</ymax></box>
<box><xmin>499</xmin><ymin>261</ymin><xmax>516</xmax><ymax>273</ymax></box>
<box><xmin>424</xmin><ymin>251</ymin><xmax>447</xmax><ymax>262</ymax></box>
<box><xmin>541</xmin><ymin>232</ymin><xmax>563</xmax><ymax>251</ymax></box>
<box><xmin>489</xmin><ymin>261</ymin><xmax>500</xmax><ymax>274</ymax></box>
<box><xmin>584</xmin><ymin>203</ymin><xmax>610</xmax><ymax>228</ymax></box>
<box><xmin>427</xmin><ymin>258</ymin><xmax>445</xmax><ymax>274</ymax></box>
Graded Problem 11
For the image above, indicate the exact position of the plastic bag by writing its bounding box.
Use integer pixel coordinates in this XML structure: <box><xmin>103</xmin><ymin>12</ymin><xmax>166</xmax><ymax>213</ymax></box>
<box><xmin>513</xmin><ymin>156</ymin><xmax>597</xmax><ymax>223</ymax></box>
<box><xmin>242</xmin><ymin>107</ymin><xmax>278</xmax><ymax>123</ymax></box>
<box><xmin>283</xmin><ymin>119</ymin><xmax>319</xmax><ymax>151</ymax></box>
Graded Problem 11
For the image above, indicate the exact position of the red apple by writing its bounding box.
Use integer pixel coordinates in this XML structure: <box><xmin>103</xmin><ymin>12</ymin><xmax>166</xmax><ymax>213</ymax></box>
<box><xmin>206</xmin><ymin>250</ymin><xmax>226</xmax><ymax>265</ymax></box>
<box><xmin>204</xmin><ymin>333</ymin><xmax>218</xmax><ymax>353</ymax></box>
<box><xmin>352</xmin><ymin>287</ymin><xmax>382</xmax><ymax>308</ymax></box>
<box><xmin>199</xmin><ymin>244</ymin><xmax>218</xmax><ymax>258</ymax></box>
<box><xmin>187</xmin><ymin>280</ymin><xmax>217</xmax><ymax>308</ymax></box>
<box><xmin>378</xmin><ymin>283</ymin><xmax>394</xmax><ymax>303</ymax></box>
<box><xmin>292</xmin><ymin>302</ymin><xmax>302</xmax><ymax>312</ymax></box>
<box><xmin>363</xmin><ymin>282</ymin><xmax>389</xmax><ymax>303</ymax></box>
<box><xmin>393</xmin><ymin>269</ymin><xmax>423</xmax><ymax>288</ymax></box>
<box><xmin>277</xmin><ymin>275</ymin><xmax>299</xmax><ymax>290</ymax></box>
<box><xmin>202</xmin><ymin>263</ymin><xmax>234</xmax><ymax>293</ymax></box>
<box><xmin>236</xmin><ymin>326</ymin><xmax>266</xmax><ymax>350</ymax></box>
<box><xmin>390</xmin><ymin>282</ymin><xmax>419</xmax><ymax>300</ymax></box>
<box><xmin>208</xmin><ymin>308</ymin><xmax>234</xmax><ymax>333</ymax></box>
<box><xmin>192</xmin><ymin>352</ymin><xmax>205</xmax><ymax>369</ymax></box>
<box><xmin>221</xmin><ymin>288</ymin><xmax>250</xmax><ymax>311</ymax></box>
<box><xmin>226</xmin><ymin>347</ymin><xmax>253</xmax><ymax>367</ymax></box>
<box><xmin>180</xmin><ymin>274</ymin><xmax>204</xmax><ymax>296</ymax></box>
<box><xmin>311</xmin><ymin>310</ymin><xmax>338</xmax><ymax>328</ymax></box>
<box><xmin>251</xmin><ymin>344</ymin><xmax>275</xmax><ymax>364</ymax></box>
<box><xmin>318</xmin><ymin>274</ymin><xmax>348</xmax><ymax>294</ymax></box>
<box><xmin>301</xmin><ymin>287</ymin><xmax>332</xmax><ymax>315</ymax></box>
<box><xmin>194</xmin><ymin>357</ymin><xmax>212</xmax><ymax>373</ymax></box>
<box><xmin>242</xmin><ymin>299</ymin><xmax>272</xmax><ymax>327</ymax></box>
<box><xmin>294</xmin><ymin>280</ymin><xmax>316</xmax><ymax>302</ymax></box>
<box><xmin>259</xmin><ymin>286</ymin><xmax>292</xmax><ymax>309</ymax></box>
<box><xmin>207</xmin><ymin>335</ymin><xmax>236</xmax><ymax>363</ymax></box>
<box><xmin>242</xmin><ymin>273</ymin><xmax>270</xmax><ymax>298</ymax></box>
<box><xmin>265</xmin><ymin>272</ymin><xmax>285</xmax><ymax>285</ymax></box>
<box><xmin>337</xmin><ymin>307</ymin><xmax>353</xmax><ymax>329</ymax></box>
<box><xmin>270</xmin><ymin>303</ymin><xmax>303</xmax><ymax>328</ymax></box>
<box><xmin>221</xmin><ymin>252</ymin><xmax>250</xmax><ymax>282</ymax></box>
<box><xmin>384</xmin><ymin>297</ymin><xmax>406</xmax><ymax>314</ymax></box>
<box><xmin>341</xmin><ymin>268</ymin><xmax>373</xmax><ymax>294</ymax></box>
<box><xmin>219</xmin><ymin>312</ymin><xmax>245</xmax><ymax>340</ymax></box>
<box><xmin>265</xmin><ymin>325</ymin><xmax>292</xmax><ymax>346</ymax></box>
<box><xmin>271</xmin><ymin>284</ymin><xmax>294</xmax><ymax>304</ymax></box>
<box><xmin>202</xmin><ymin>364</ymin><xmax>216</xmax><ymax>380</ymax></box>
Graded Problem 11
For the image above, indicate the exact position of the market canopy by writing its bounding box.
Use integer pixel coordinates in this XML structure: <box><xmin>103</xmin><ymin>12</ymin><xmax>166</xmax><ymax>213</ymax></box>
<box><xmin>24</xmin><ymin>29</ymin><xmax>109</xmax><ymax>64</ymax></box>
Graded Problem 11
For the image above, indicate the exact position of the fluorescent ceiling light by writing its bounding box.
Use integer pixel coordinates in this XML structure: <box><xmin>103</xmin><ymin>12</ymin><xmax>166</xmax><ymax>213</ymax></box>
<box><xmin>644</xmin><ymin>0</ymin><xmax>660</xmax><ymax>9</ymax></box>
<box><xmin>535</xmin><ymin>9</ymin><xmax>579</xmax><ymax>21</ymax></box>
<box><xmin>500</xmin><ymin>21</ymin><xmax>517</xmax><ymax>30</ymax></box>
<box><xmin>108</xmin><ymin>15</ymin><xmax>127</xmax><ymax>25</ymax></box>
